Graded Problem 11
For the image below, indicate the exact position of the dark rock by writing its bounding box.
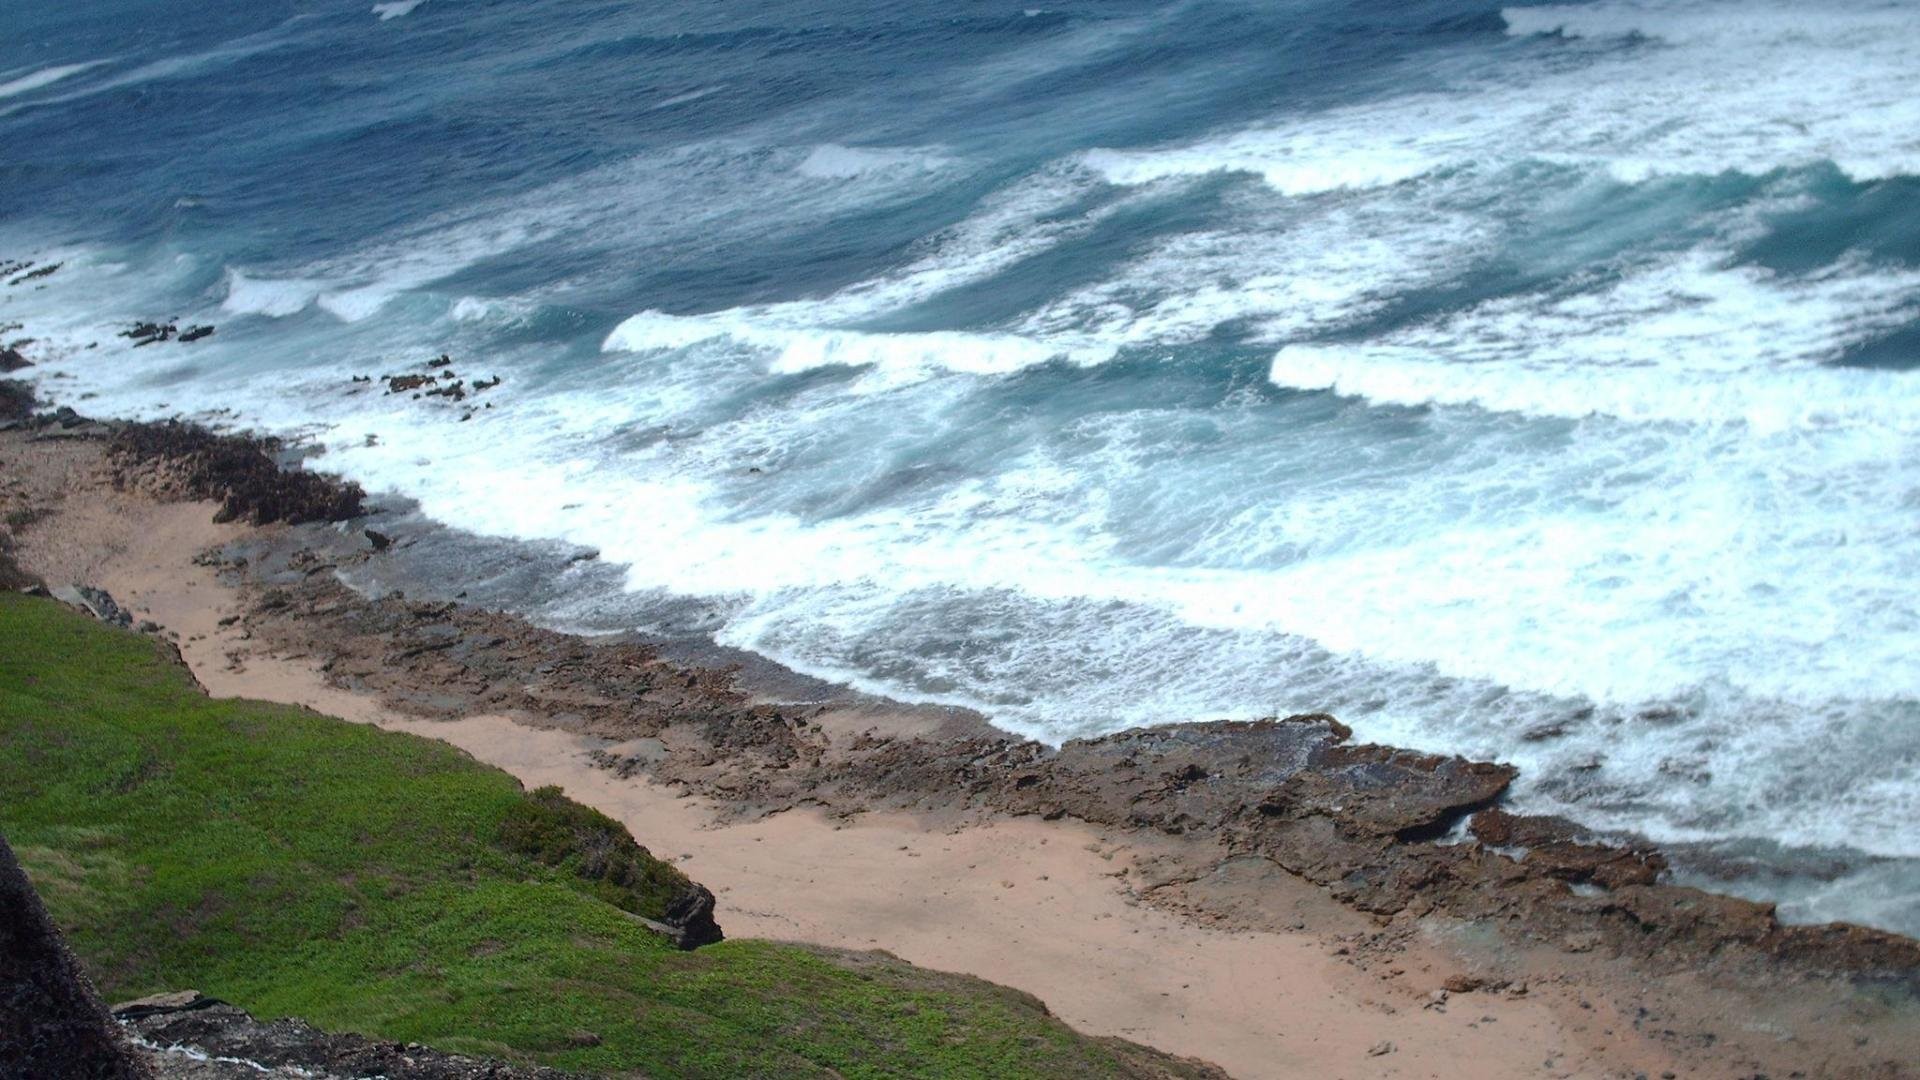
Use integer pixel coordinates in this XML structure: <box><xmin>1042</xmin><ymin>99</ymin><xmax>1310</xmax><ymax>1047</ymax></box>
<box><xmin>0</xmin><ymin>379</ymin><xmax>33</xmax><ymax>422</ymax></box>
<box><xmin>385</xmin><ymin>374</ymin><xmax>435</xmax><ymax>394</ymax></box>
<box><xmin>426</xmin><ymin>354</ymin><xmax>453</xmax><ymax>369</ymax></box>
<box><xmin>51</xmin><ymin>584</ymin><xmax>135</xmax><ymax>628</ymax></box>
<box><xmin>117</xmin><ymin>994</ymin><xmax>570</xmax><ymax>1079</ymax></box>
<box><xmin>1470</xmin><ymin>808</ymin><xmax>1578</xmax><ymax>848</ymax></box>
<box><xmin>7</xmin><ymin>262</ymin><xmax>61</xmax><ymax>286</ymax></box>
<box><xmin>472</xmin><ymin>376</ymin><xmax>502</xmax><ymax>392</ymax></box>
<box><xmin>1</xmin><ymin>832</ymin><xmax>155</xmax><ymax>1079</ymax></box>
<box><xmin>365</xmin><ymin>528</ymin><xmax>393</xmax><ymax>551</ymax></box>
<box><xmin>177</xmin><ymin>325</ymin><xmax>215</xmax><ymax>344</ymax></box>
<box><xmin>0</xmin><ymin>347</ymin><xmax>30</xmax><ymax>372</ymax></box>
<box><xmin>1470</xmin><ymin>809</ymin><xmax>1668</xmax><ymax>889</ymax></box>
<box><xmin>121</xmin><ymin>321</ymin><xmax>177</xmax><ymax>347</ymax></box>
<box><xmin>660</xmin><ymin>883</ymin><xmax>723</xmax><ymax>949</ymax></box>
<box><xmin>108</xmin><ymin>421</ymin><xmax>365</xmax><ymax>526</ymax></box>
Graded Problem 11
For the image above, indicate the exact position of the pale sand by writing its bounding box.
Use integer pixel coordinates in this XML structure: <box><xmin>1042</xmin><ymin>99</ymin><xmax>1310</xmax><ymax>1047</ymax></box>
<box><xmin>7</xmin><ymin>449</ymin><xmax>1683</xmax><ymax>1079</ymax></box>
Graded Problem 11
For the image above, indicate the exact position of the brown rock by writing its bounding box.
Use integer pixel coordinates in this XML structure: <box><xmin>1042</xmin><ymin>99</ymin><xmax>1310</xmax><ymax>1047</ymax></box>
<box><xmin>0</xmin><ymin>379</ymin><xmax>33</xmax><ymax>422</ymax></box>
<box><xmin>108</xmin><ymin>421</ymin><xmax>364</xmax><ymax>526</ymax></box>
<box><xmin>385</xmin><ymin>373</ymin><xmax>435</xmax><ymax>393</ymax></box>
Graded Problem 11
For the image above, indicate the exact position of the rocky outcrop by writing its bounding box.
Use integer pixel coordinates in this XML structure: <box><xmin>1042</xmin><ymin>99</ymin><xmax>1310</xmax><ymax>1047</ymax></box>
<box><xmin>50</xmin><ymin>583</ymin><xmax>136</xmax><ymax>628</ymax></box>
<box><xmin>107</xmin><ymin>421</ymin><xmax>365</xmax><ymax>526</ymax></box>
<box><xmin>656</xmin><ymin>884</ymin><xmax>722</xmax><ymax>950</ymax></box>
<box><xmin>6</xmin><ymin>260</ymin><xmax>61</xmax><ymax>286</ymax></box>
<box><xmin>373</xmin><ymin>360</ymin><xmax>501</xmax><ymax>424</ymax></box>
<box><xmin>386</xmin><ymin>373</ymin><xmax>436</xmax><ymax>394</ymax></box>
<box><xmin>117</xmin><ymin>992</ymin><xmax>572</xmax><ymax>1080</ymax></box>
<box><xmin>0</xmin><ymin>346</ymin><xmax>31</xmax><ymax>372</ymax></box>
<box><xmin>115</xmin><ymin>321</ymin><xmax>213</xmax><ymax>347</ymax></box>
<box><xmin>1469</xmin><ymin>807</ymin><xmax>1666</xmax><ymax>889</ymax></box>
<box><xmin>363</xmin><ymin>357</ymin><xmax>500</xmax><ymax>423</ymax></box>
<box><xmin>120</xmin><ymin>322</ymin><xmax>176</xmax><ymax>346</ymax></box>
<box><xmin>0</xmin><ymin>378</ymin><xmax>34</xmax><ymax>423</ymax></box>
<box><xmin>201</xmin><ymin>526</ymin><xmax>1920</xmax><ymax>991</ymax></box>
<box><xmin>1</xmin><ymin>832</ymin><xmax>155</xmax><ymax>1080</ymax></box>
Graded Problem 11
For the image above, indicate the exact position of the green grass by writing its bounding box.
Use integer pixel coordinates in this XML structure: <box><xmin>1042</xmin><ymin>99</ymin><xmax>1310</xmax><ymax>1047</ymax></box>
<box><xmin>0</xmin><ymin>593</ymin><xmax>1208</xmax><ymax>1079</ymax></box>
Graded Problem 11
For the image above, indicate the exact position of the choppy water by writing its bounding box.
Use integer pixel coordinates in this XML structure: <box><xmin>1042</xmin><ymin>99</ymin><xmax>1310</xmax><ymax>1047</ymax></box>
<box><xmin>4</xmin><ymin>0</ymin><xmax>1919</xmax><ymax>934</ymax></box>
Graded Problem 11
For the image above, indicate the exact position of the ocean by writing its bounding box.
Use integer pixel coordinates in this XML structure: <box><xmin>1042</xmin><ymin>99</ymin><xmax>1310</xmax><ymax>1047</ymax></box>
<box><xmin>4</xmin><ymin>0</ymin><xmax>1918</xmax><ymax>935</ymax></box>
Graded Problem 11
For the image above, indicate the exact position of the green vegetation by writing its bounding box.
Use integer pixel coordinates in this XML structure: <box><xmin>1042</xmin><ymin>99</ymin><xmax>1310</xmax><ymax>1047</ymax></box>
<box><xmin>0</xmin><ymin>593</ymin><xmax>1208</xmax><ymax>1079</ymax></box>
<box><xmin>497</xmin><ymin>785</ymin><xmax>701</xmax><ymax>924</ymax></box>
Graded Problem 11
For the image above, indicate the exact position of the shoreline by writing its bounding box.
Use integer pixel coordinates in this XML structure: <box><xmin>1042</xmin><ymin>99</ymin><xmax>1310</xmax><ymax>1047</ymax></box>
<box><xmin>4</xmin><ymin>401</ymin><xmax>1919</xmax><ymax>1077</ymax></box>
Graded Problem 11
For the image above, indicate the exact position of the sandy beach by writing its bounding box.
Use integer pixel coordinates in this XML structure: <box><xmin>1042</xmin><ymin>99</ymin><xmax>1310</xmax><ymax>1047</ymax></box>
<box><xmin>5</xmin><ymin>423</ymin><xmax>1917</xmax><ymax>1080</ymax></box>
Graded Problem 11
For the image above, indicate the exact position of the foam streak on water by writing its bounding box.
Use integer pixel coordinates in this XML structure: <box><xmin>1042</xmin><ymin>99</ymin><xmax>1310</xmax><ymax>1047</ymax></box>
<box><xmin>4</xmin><ymin>0</ymin><xmax>1919</xmax><ymax>935</ymax></box>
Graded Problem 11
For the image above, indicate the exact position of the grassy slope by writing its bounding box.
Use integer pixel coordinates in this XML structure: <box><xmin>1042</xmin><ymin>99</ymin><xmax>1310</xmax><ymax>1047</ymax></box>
<box><xmin>0</xmin><ymin>593</ymin><xmax>1209</xmax><ymax>1079</ymax></box>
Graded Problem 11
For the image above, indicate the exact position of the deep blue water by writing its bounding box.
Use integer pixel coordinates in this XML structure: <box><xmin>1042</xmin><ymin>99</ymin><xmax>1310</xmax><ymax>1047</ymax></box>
<box><xmin>5</xmin><ymin>0</ymin><xmax>1920</xmax><ymax>934</ymax></box>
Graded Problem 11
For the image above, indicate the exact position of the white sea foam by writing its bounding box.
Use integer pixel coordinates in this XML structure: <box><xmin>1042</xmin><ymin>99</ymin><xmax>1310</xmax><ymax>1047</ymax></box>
<box><xmin>232</xmin><ymin>140</ymin><xmax>1026</xmax><ymax>325</ymax></box>
<box><xmin>1271</xmin><ymin>344</ymin><xmax>1916</xmax><ymax>431</ymax></box>
<box><xmin>0</xmin><ymin>60</ymin><xmax>109</xmax><ymax>101</ymax></box>
<box><xmin>1086</xmin><ymin>0</ymin><xmax>1920</xmax><ymax>191</ymax></box>
<box><xmin>263</xmin><ymin>357</ymin><xmax>1920</xmax><ymax>866</ymax></box>
<box><xmin>649</xmin><ymin>86</ymin><xmax>722</xmax><ymax>111</ymax></box>
<box><xmin>0</xmin><ymin>23</ymin><xmax>302</xmax><ymax>118</ymax></box>
<box><xmin>372</xmin><ymin>0</ymin><xmax>428</xmax><ymax>21</ymax></box>
<box><xmin>599</xmin><ymin>162</ymin><xmax>1137</xmax><ymax>383</ymax></box>
<box><xmin>796</xmin><ymin>144</ymin><xmax>954</xmax><ymax>179</ymax></box>
<box><xmin>586</xmin><ymin>322</ymin><xmax>1920</xmax><ymax>731</ymax></box>
<box><xmin>221</xmin><ymin>270</ymin><xmax>322</xmax><ymax>318</ymax></box>
<box><xmin>1083</xmin><ymin>139</ymin><xmax>1438</xmax><ymax>195</ymax></box>
<box><xmin>1267</xmin><ymin>252</ymin><xmax>1920</xmax><ymax>429</ymax></box>
<box><xmin>1014</xmin><ymin>179</ymin><xmax>1492</xmax><ymax>347</ymax></box>
<box><xmin>605</xmin><ymin>310</ymin><xmax>1102</xmax><ymax>386</ymax></box>
<box><xmin>448</xmin><ymin>297</ymin><xmax>491</xmax><ymax>322</ymax></box>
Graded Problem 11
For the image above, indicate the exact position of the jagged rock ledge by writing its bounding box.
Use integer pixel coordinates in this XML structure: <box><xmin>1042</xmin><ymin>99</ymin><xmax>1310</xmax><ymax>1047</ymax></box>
<box><xmin>108</xmin><ymin>420</ymin><xmax>366</xmax><ymax>526</ymax></box>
